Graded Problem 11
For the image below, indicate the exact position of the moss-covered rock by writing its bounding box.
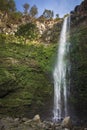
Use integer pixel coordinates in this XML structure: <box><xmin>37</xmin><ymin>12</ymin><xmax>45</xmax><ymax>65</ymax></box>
<box><xmin>0</xmin><ymin>41</ymin><xmax>57</xmax><ymax>118</ymax></box>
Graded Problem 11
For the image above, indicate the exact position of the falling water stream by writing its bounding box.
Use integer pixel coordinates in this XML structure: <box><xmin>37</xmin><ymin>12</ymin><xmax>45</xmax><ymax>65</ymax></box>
<box><xmin>53</xmin><ymin>16</ymin><xmax>70</xmax><ymax>121</ymax></box>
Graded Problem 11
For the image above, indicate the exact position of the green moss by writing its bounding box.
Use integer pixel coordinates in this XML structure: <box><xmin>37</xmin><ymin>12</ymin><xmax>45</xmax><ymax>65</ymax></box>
<box><xmin>0</xmin><ymin>39</ymin><xmax>56</xmax><ymax>117</ymax></box>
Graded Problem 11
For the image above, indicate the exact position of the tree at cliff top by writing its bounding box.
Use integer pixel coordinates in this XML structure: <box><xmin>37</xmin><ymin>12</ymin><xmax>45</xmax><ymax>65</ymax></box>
<box><xmin>42</xmin><ymin>9</ymin><xmax>54</xmax><ymax>19</ymax></box>
<box><xmin>30</xmin><ymin>5</ymin><xmax>38</xmax><ymax>17</ymax></box>
<box><xmin>0</xmin><ymin>0</ymin><xmax>16</xmax><ymax>12</ymax></box>
<box><xmin>23</xmin><ymin>3</ymin><xmax>30</xmax><ymax>15</ymax></box>
<box><xmin>56</xmin><ymin>14</ymin><xmax>59</xmax><ymax>18</ymax></box>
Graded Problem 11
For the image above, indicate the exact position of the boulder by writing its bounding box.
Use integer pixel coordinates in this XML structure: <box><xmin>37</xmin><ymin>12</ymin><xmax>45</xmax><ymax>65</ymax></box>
<box><xmin>33</xmin><ymin>114</ymin><xmax>41</xmax><ymax>123</ymax></box>
<box><xmin>61</xmin><ymin>116</ymin><xmax>72</xmax><ymax>129</ymax></box>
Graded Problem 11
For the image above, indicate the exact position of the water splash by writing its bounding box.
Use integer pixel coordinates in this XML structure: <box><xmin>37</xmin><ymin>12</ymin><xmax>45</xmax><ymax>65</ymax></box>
<box><xmin>53</xmin><ymin>16</ymin><xmax>70</xmax><ymax>121</ymax></box>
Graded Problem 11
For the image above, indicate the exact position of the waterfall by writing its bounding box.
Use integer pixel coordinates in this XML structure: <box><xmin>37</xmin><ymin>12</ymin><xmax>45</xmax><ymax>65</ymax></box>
<box><xmin>53</xmin><ymin>16</ymin><xmax>70</xmax><ymax>121</ymax></box>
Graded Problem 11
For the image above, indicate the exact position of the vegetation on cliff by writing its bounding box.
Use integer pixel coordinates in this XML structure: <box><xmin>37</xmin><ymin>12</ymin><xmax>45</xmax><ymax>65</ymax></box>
<box><xmin>70</xmin><ymin>24</ymin><xmax>87</xmax><ymax>120</ymax></box>
<box><xmin>0</xmin><ymin>0</ymin><xmax>87</xmax><ymax>124</ymax></box>
<box><xmin>0</xmin><ymin>35</ymin><xmax>58</xmax><ymax>117</ymax></box>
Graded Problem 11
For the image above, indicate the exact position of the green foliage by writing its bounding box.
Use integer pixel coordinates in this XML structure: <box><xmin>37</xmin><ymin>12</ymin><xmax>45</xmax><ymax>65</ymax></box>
<box><xmin>0</xmin><ymin>0</ymin><xmax>16</xmax><ymax>12</ymax></box>
<box><xmin>42</xmin><ymin>9</ymin><xmax>54</xmax><ymax>19</ymax></box>
<box><xmin>56</xmin><ymin>14</ymin><xmax>59</xmax><ymax>18</ymax></box>
<box><xmin>0</xmin><ymin>34</ymin><xmax>6</xmax><ymax>44</ymax></box>
<box><xmin>23</xmin><ymin>3</ymin><xmax>30</xmax><ymax>15</ymax></box>
<box><xmin>33</xmin><ymin>44</ymin><xmax>57</xmax><ymax>71</ymax></box>
<box><xmin>55</xmin><ymin>14</ymin><xmax>61</xmax><ymax>21</ymax></box>
<box><xmin>0</xmin><ymin>34</ymin><xmax>25</xmax><ymax>45</ymax></box>
<box><xmin>0</xmin><ymin>38</ymin><xmax>56</xmax><ymax>116</ymax></box>
<box><xmin>8</xmin><ymin>0</ymin><xmax>16</xmax><ymax>12</ymax></box>
<box><xmin>30</xmin><ymin>5</ymin><xmax>38</xmax><ymax>17</ymax></box>
<box><xmin>16</xmin><ymin>23</ymin><xmax>39</xmax><ymax>41</ymax></box>
<box><xmin>38</xmin><ymin>15</ymin><xmax>47</xmax><ymax>23</ymax></box>
<box><xmin>9</xmin><ymin>11</ymin><xmax>22</xmax><ymax>23</ymax></box>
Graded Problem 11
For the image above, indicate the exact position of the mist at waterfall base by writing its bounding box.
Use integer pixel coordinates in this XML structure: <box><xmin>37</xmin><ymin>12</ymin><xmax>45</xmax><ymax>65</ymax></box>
<box><xmin>53</xmin><ymin>16</ymin><xmax>71</xmax><ymax>122</ymax></box>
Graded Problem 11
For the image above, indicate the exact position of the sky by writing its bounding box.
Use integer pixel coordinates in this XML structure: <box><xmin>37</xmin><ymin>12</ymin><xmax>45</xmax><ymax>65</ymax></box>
<box><xmin>14</xmin><ymin>0</ymin><xmax>83</xmax><ymax>18</ymax></box>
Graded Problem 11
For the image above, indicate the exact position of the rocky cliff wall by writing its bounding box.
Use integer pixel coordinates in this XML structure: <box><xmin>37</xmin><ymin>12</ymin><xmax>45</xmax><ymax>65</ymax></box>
<box><xmin>69</xmin><ymin>0</ymin><xmax>87</xmax><ymax>122</ymax></box>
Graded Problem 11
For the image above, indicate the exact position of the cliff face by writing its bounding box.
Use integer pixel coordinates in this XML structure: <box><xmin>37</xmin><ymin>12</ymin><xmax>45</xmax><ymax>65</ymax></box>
<box><xmin>73</xmin><ymin>0</ymin><xmax>87</xmax><ymax>14</ymax></box>
<box><xmin>71</xmin><ymin>0</ymin><xmax>87</xmax><ymax>26</ymax></box>
<box><xmin>70</xmin><ymin>0</ymin><xmax>87</xmax><ymax>122</ymax></box>
<box><xmin>0</xmin><ymin>11</ymin><xmax>62</xmax><ymax>43</ymax></box>
<box><xmin>0</xmin><ymin>0</ymin><xmax>87</xmax><ymax>122</ymax></box>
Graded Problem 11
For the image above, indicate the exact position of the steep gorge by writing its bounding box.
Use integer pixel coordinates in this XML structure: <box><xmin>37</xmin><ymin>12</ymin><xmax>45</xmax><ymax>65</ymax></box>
<box><xmin>0</xmin><ymin>0</ymin><xmax>87</xmax><ymax>124</ymax></box>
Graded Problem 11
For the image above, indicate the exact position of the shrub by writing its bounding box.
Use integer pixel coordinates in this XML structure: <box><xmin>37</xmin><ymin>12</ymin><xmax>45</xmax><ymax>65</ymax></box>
<box><xmin>16</xmin><ymin>22</ymin><xmax>40</xmax><ymax>42</ymax></box>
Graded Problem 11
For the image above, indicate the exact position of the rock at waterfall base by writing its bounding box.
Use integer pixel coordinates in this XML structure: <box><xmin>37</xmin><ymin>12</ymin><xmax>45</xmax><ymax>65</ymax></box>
<box><xmin>33</xmin><ymin>114</ymin><xmax>41</xmax><ymax>123</ymax></box>
<box><xmin>61</xmin><ymin>116</ymin><xmax>72</xmax><ymax>129</ymax></box>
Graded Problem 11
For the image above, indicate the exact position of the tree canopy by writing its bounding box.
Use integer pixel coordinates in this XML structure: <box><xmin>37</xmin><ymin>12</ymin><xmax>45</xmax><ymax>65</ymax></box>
<box><xmin>23</xmin><ymin>3</ymin><xmax>30</xmax><ymax>15</ymax></box>
<box><xmin>0</xmin><ymin>0</ymin><xmax>16</xmax><ymax>12</ymax></box>
<box><xmin>30</xmin><ymin>5</ymin><xmax>38</xmax><ymax>17</ymax></box>
<box><xmin>42</xmin><ymin>9</ymin><xmax>54</xmax><ymax>19</ymax></box>
<box><xmin>16</xmin><ymin>22</ymin><xmax>39</xmax><ymax>41</ymax></box>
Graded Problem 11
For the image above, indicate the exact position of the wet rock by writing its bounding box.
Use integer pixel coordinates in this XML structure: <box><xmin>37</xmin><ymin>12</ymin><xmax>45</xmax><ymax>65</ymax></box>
<box><xmin>61</xmin><ymin>116</ymin><xmax>72</xmax><ymax>129</ymax></box>
<box><xmin>0</xmin><ymin>116</ymin><xmax>86</xmax><ymax>130</ymax></box>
